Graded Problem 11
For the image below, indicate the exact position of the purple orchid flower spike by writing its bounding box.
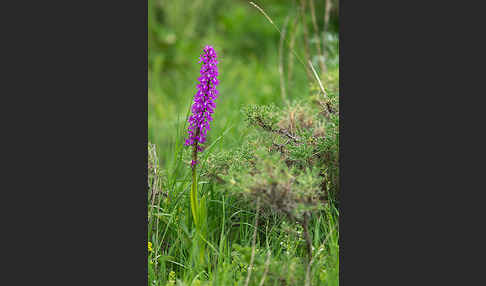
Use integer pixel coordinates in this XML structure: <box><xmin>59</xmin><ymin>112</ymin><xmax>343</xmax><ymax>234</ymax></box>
<box><xmin>185</xmin><ymin>45</ymin><xmax>219</xmax><ymax>167</ymax></box>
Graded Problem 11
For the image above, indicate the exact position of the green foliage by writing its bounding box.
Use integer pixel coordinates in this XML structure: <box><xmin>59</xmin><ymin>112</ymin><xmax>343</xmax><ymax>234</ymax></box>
<box><xmin>210</xmin><ymin>96</ymin><xmax>339</xmax><ymax>210</ymax></box>
<box><xmin>149</xmin><ymin>133</ymin><xmax>339</xmax><ymax>286</ymax></box>
<box><xmin>242</xmin><ymin>104</ymin><xmax>279</xmax><ymax>132</ymax></box>
<box><xmin>148</xmin><ymin>0</ymin><xmax>343</xmax><ymax>166</ymax></box>
<box><xmin>148</xmin><ymin>1</ymin><xmax>339</xmax><ymax>285</ymax></box>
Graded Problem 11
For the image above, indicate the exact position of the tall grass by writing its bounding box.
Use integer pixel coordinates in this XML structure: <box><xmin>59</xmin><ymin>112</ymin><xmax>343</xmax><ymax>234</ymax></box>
<box><xmin>149</xmin><ymin>140</ymin><xmax>339</xmax><ymax>285</ymax></box>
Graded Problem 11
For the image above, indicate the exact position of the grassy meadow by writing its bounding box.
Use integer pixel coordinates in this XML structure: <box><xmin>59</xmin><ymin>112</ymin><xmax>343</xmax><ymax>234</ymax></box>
<box><xmin>148</xmin><ymin>0</ymin><xmax>339</xmax><ymax>285</ymax></box>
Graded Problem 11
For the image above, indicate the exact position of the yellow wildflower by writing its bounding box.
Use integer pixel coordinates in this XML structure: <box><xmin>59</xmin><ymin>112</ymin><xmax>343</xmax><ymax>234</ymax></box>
<box><xmin>148</xmin><ymin>241</ymin><xmax>153</xmax><ymax>252</ymax></box>
<box><xmin>166</xmin><ymin>271</ymin><xmax>176</xmax><ymax>285</ymax></box>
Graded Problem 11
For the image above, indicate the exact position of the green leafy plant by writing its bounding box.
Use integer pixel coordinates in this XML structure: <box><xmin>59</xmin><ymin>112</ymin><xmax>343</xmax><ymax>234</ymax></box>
<box><xmin>205</xmin><ymin>92</ymin><xmax>338</xmax><ymax>285</ymax></box>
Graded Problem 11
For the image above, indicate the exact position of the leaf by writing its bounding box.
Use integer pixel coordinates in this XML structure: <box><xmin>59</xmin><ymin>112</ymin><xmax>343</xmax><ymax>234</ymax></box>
<box><xmin>190</xmin><ymin>170</ymin><xmax>199</xmax><ymax>228</ymax></box>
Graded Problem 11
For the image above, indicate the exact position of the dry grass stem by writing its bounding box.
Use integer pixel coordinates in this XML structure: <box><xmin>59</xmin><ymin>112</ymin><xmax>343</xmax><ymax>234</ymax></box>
<box><xmin>249</xmin><ymin>2</ymin><xmax>280</xmax><ymax>33</ymax></box>
<box><xmin>258</xmin><ymin>250</ymin><xmax>271</xmax><ymax>286</ymax></box>
<box><xmin>308</xmin><ymin>60</ymin><xmax>327</xmax><ymax>98</ymax></box>
<box><xmin>322</xmin><ymin>0</ymin><xmax>333</xmax><ymax>54</ymax></box>
<box><xmin>309</xmin><ymin>0</ymin><xmax>326</xmax><ymax>75</ymax></box>
<box><xmin>324</xmin><ymin>0</ymin><xmax>333</xmax><ymax>32</ymax></box>
<box><xmin>299</xmin><ymin>0</ymin><xmax>314</xmax><ymax>81</ymax></box>
<box><xmin>288</xmin><ymin>12</ymin><xmax>300</xmax><ymax>83</ymax></box>
<box><xmin>303</xmin><ymin>212</ymin><xmax>314</xmax><ymax>286</ymax></box>
<box><xmin>279</xmin><ymin>16</ymin><xmax>290</xmax><ymax>103</ymax></box>
<box><xmin>249</xmin><ymin>1</ymin><xmax>306</xmax><ymax>72</ymax></box>
<box><xmin>244</xmin><ymin>197</ymin><xmax>261</xmax><ymax>286</ymax></box>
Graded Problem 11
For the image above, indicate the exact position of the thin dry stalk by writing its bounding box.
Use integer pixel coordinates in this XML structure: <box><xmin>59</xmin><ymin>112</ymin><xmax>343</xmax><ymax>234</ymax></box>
<box><xmin>149</xmin><ymin>145</ymin><xmax>159</xmax><ymax>224</ymax></box>
<box><xmin>288</xmin><ymin>13</ymin><xmax>300</xmax><ymax>83</ymax></box>
<box><xmin>324</xmin><ymin>0</ymin><xmax>333</xmax><ymax>32</ymax></box>
<box><xmin>249</xmin><ymin>2</ymin><xmax>281</xmax><ymax>34</ymax></box>
<box><xmin>150</xmin><ymin>175</ymin><xmax>158</xmax><ymax>215</ymax></box>
<box><xmin>250</xmin><ymin>1</ymin><xmax>325</xmax><ymax>94</ymax></box>
<box><xmin>258</xmin><ymin>250</ymin><xmax>271</xmax><ymax>286</ymax></box>
<box><xmin>309</xmin><ymin>0</ymin><xmax>326</xmax><ymax>75</ymax></box>
<box><xmin>244</xmin><ymin>197</ymin><xmax>261</xmax><ymax>286</ymax></box>
<box><xmin>279</xmin><ymin>16</ymin><xmax>290</xmax><ymax>103</ymax></box>
<box><xmin>299</xmin><ymin>0</ymin><xmax>314</xmax><ymax>81</ymax></box>
<box><xmin>308</xmin><ymin>60</ymin><xmax>327</xmax><ymax>98</ymax></box>
<box><xmin>303</xmin><ymin>212</ymin><xmax>313</xmax><ymax>286</ymax></box>
<box><xmin>306</xmin><ymin>255</ymin><xmax>315</xmax><ymax>286</ymax></box>
<box><xmin>249</xmin><ymin>1</ymin><xmax>306</xmax><ymax>70</ymax></box>
<box><xmin>322</xmin><ymin>0</ymin><xmax>333</xmax><ymax>55</ymax></box>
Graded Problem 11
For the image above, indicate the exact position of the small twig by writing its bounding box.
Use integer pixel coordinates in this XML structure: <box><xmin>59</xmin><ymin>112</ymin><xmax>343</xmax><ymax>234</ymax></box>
<box><xmin>244</xmin><ymin>197</ymin><xmax>261</xmax><ymax>286</ymax></box>
<box><xmin>255</xmin><ymin>117</ymin><xmax>301</xmax><ymax>143</ymax></box>
<box><xmin>278</xmin><ymin>128</ymin><xmax>300</xmax><ymax>143</ymax></box>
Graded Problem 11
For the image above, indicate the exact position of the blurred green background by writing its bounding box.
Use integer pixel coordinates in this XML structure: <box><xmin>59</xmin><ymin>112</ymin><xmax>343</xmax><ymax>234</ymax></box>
<box><xmin>148</xmin><ymin>0</ymin><xmax>339</xmax><ymax>166</ymax></box>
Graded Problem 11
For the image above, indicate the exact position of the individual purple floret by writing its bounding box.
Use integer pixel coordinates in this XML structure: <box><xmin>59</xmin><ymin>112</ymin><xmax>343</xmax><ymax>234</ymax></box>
<box><xmin>185</xmin><ymin>46</ymin><xmax>219</xmax><ymax>166</ymax></box>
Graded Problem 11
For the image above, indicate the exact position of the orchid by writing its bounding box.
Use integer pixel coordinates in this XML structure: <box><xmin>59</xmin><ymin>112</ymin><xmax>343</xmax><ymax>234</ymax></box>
<box><xmin>185</xmin><ymin>45</ymin><xmax>219</xmax><ymax>167</ymax></box>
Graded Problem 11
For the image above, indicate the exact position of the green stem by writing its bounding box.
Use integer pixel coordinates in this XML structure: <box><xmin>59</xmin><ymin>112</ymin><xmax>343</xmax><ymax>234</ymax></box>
<box><xmin>190</xmin><ymin>165</ymin><xmax>198</xmax><ymax>228</ymax></box>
